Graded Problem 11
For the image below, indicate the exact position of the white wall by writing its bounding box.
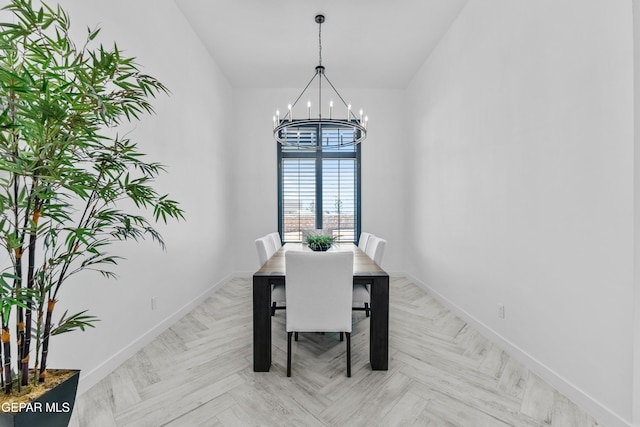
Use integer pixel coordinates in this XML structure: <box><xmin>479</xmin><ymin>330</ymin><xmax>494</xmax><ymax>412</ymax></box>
<box><xmin>633</xmin><ymin>1</ymin><xmax>640</xmax><ymax>425</ymax></box>
<box><xmin>232</xmin><ymin>88</ymin><xmax>406</xmax><ymax>274</ymax></box>
<box><xmin>404</xmin><ymin>1</ymin><xmax>634</xmax><ymax>426</ymax></box>
<box><xmin>47</xmin><ymin>0</ymin><xmax>234</xmax><ymax>393</ymax></box>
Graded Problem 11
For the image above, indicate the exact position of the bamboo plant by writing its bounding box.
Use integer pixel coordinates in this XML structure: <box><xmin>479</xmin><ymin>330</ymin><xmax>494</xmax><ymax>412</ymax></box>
<box><xmin>0</xmin><ymin>0</ymin><xmax>183</xmax><ymax>393</ymax></box>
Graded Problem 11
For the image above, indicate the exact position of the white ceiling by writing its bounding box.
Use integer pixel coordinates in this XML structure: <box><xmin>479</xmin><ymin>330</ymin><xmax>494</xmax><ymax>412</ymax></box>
<box><xmin>174</xmin><ymin>0</ymin><xmax>468</xmax><ymax>89</ymax></box>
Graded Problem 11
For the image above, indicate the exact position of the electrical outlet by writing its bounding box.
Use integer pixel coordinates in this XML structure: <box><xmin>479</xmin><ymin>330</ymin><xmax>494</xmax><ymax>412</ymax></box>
<box><xmin>498</xmin><ymin>304</ymin><xmax>505</xmax><ymax>319</ymax></box>
<box><xmin>151</xmin><ymin>296</ymin><xmax>158</xmax><ymax>310</ymax></box>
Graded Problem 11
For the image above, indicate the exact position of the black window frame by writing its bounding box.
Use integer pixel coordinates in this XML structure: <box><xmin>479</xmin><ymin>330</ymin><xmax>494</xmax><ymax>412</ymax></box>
<box><xmin>277</xmin><ymin>123</ymin><xmax>361</xmax><ymax>244</ymax></box>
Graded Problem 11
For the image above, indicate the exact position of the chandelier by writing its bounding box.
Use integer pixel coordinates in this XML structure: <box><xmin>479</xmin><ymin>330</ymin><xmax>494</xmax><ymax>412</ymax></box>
<box><xmin>272</xmin><ymin>14</ymin><xmax>368</xmax><ymax>148</ymax></box>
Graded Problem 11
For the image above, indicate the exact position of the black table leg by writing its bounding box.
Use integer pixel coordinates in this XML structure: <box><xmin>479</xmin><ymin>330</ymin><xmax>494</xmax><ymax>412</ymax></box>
<box><xmin>369</xmin><ymin>275</ymin><xmax>389</xmax><ymax>370</ymax></box>
<box><xmin>253</xmin><ymin>275</ymin><xmax>271</xmax><ymax>371</ymax></box>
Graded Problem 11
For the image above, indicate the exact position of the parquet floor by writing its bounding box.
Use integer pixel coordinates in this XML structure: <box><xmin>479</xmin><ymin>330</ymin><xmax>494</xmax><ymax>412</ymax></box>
<box><xmin>68</xmin><ymin>277</ymin><xmax>601</xmax><ymax>426</ymax></box>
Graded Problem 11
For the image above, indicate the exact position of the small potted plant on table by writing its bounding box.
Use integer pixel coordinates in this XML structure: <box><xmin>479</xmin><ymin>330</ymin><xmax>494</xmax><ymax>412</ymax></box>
<box><xmin>305</xmin><ymin>233</ymin><xmax>335</xmax><ymax>252</ymax></box>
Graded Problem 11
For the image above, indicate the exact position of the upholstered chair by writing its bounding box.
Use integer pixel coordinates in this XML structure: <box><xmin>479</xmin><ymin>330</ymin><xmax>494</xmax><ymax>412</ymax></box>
<box><xmin>285</xmin><ymin>251</ymin><xmax>354</xmax><ymax>377</ymax></box>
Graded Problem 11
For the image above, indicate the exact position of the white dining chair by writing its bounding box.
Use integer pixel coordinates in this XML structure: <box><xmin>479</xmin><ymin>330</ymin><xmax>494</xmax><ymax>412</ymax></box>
<box><xmin>358</xmin><ymin>232</ymin><xmax>373</xmax><ymax>252</ymax></box>
<box><xmin>353</xmin><ymin>236</ymin><xmax>386</xmax><ymax>317</ymax></box>
<box><xmin>268</xmin><ymin>231</ymin><xmax>282</xmax><ymax>251</ymax></box>
<box><xmin>255</xmin><ymin>236</ymin><xmax>285</xmax><ymax>316</ymax></box>
<box><xmin>366</xmin><ymin>236</ymin><xmax>386</xmax><ymax>265</ymax></box>
<box><xmin>254</xmin><ymin>236</ymin><xmax>271</xmax><ymax>266</ymax></box>
<box><xmin>285</xmin><ymin>251</ymin><xmax>354</xmax><ymax>377</ymax></box>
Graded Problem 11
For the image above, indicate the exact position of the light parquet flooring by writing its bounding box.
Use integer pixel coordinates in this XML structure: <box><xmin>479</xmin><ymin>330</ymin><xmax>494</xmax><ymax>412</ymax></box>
<box><xmin>68</xmin><ymin>277</ymin><xmax>601</xmax><ymax>426</ymax></box>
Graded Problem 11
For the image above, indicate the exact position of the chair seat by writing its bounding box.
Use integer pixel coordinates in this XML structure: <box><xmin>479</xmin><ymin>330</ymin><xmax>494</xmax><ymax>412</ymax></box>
<box><xmin>352</xmin><ymin>284</ymin><xmax>370</xmax><ymax>307</ymax></box>
<box><xmin>272</xmin><ymin>284</ymin><xmax>286</xmax><ymax>306</ymax></box>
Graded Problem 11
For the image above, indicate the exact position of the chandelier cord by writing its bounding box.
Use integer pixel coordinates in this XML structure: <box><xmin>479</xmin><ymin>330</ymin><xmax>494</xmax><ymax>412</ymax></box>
<box><xmin>318</xmin><ymin>18</ymin><xmax>322</xmax><ymax>119</ymax></box>
<box><xmin>318</xmin><ymin>18</ymin><xmax>322</xmax><ymax>67</ymax></box>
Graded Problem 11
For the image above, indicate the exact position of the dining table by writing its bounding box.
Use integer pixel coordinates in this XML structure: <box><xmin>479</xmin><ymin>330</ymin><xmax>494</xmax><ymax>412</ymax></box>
<box><xmin>252</xmin><ymin>242</ymin><xmax>389</xmax><ymax>372</ymax></box>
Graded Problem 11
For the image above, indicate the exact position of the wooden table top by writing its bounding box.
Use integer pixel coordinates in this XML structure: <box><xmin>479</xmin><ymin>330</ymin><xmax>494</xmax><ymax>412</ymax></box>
<box><xmin>254</xmin><ymin>243</ymin><xmax>387</xmax><ymax>278</ymax></box>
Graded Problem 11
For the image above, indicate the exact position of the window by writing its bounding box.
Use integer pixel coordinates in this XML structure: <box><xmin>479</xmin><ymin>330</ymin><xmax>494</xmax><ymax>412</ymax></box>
<box><xmin>278</xmin><ymin>125</ymin><xmax>361</xmax><ymax>243</ymax></box>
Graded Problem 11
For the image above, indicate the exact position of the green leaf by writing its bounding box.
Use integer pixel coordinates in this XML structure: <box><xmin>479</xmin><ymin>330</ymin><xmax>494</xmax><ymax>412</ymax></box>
<box><xmin>51</xmin><ymin>310</ymin><xmax>99</xmax><ymax>335</ymax></box>
<box><xmin>88</xmin><ymin>26</ymin><xmax>100</xmax><ymax>41</ymax></box>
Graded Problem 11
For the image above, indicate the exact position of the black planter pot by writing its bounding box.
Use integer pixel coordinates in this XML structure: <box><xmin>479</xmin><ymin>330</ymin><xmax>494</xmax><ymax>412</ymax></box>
<box><xmin>0</xmin><ymin>370</ymin><xmax>80</xmax><ymax>427</ymax></box>
<box><xmin>308</xmin><ymin>243</ymin><xmax>331</xmax><ymax>251</ymax></box>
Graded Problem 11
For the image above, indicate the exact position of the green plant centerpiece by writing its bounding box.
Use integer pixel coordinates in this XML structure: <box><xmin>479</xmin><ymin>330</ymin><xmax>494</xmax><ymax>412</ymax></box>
<box><xmin>0</xmin><ymin>0</ymin><xmax>183</xmax><ymax>416</ymax></box>
<box><xmin>305</xmin><ymin>234</ymin><xmax>335</xmax><ymax>252</ymax></box>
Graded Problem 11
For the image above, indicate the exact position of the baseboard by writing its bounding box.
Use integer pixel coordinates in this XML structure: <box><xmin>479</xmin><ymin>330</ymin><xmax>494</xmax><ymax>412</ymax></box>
<box><xmin>404</xmin><ymin>273</ymin><xmax>631</xmax><ymax>427</ymax></box>
<box><xmin>76</xmin><ymin>272</ymin><xmax>234</xmax><ymax>395</ymax></box>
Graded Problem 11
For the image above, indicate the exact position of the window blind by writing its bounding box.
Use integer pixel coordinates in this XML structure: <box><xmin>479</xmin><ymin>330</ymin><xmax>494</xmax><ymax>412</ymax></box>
<box><xmin>322</xmin><ymin>159</ymin><xmax>356</xmax><ymax>242</ymax></box>
<box><xmin>281</xmin><ymin>158</ymin><xmax>316</xmax><ymax>242</ymax></box>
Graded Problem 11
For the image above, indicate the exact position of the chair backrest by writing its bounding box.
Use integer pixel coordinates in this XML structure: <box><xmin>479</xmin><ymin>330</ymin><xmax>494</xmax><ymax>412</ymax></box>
<box><xmin>268</xmin><ymin>232</ymin><xmax>282</xmax><ymax>250</ymax></box>
<box><xmin>264</xmin><ymin>234</ymin><xmax>277</xmax><ymax>256</ymax></box>
<box><xmin>365</xmin><ymin>237</ymin><xmax>386</xmax><ymax>266</ymax></box>
<box><xmin>255</xmin><ymin>236</ymin><xmax>276</xmax><ymax>266</ymax></box>
<box><xmin>358</xmin><ymin>232</ymin><xmax>373</xmax><ymax>251</ymax></box>
<box><xmin>285</xmin><ymin>251</ymin><xmax>354</xmax><ymax>333</ymax></box>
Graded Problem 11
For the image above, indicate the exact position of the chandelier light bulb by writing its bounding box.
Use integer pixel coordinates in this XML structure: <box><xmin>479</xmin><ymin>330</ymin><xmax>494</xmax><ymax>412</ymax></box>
<box><xmin>307</xmin><ymin>101</ymin><xmax>311</xmax><ymax>119</ymax></box>
<box><xmin>273</xmin><ymin>116</ymin><xmax>277</xmax><ymax>129</ymax></box>
<box><xmin>276</xmin><ymin>109</ymin><xmax>280</xmax><ymax>124</ymax></box>
<box><xmin>359</xmin><ymin>109</ymin><xmax>363</xmax><ymax>122</ymax></box>
<box><xmin>364</xmin><ymin>115</ymin><xmax>369</xmax><ymax>129</ymax></box>
<box><xmin>329</xmin><ymin>100</ymin><xmax>333</xmax><ymax>119</ymax></box>
<box><xmin>288</xmin><ymin>104</ymin><xmax>292</xmax><ymax>121</ymax></box>
<box><xmin>347</xmin><ymin>104</ymin><xmax>351</xmax><ymax>121</ymax></box>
